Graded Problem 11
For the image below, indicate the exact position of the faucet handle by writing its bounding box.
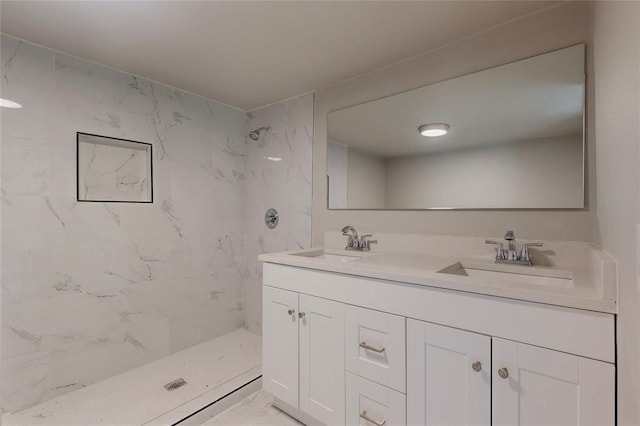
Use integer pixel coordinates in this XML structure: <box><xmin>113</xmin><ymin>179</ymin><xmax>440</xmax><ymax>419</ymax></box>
<box><xmin>485</xmin><ymin>240</ymin><xmax>506</xmax><ymax>260</ymax></box>
<box><xmin>520</xmin><ymin>242</ymin><xmax>543</xmax><ymax>263</ymax></box>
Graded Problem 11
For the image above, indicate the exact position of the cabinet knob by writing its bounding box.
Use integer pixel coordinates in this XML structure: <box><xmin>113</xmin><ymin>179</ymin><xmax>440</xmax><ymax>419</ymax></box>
<box><xmin>472</xmin><ymin>361</ymin><xmax>482</xmax><ymax>372</ymax></box>
<box><xmin>498</xmin><ymin>367</ymin><xmax>509</xmax><ymax>379</ymax></box>
<box><xmin>287</xmin><ymin>309</ymin><xmax>295</xmax><ymax>316</ymax></box>
<box><xmin>298</xmin><ymin>311</ymin><xmax>306</xmax><ymax>319</ymax></box>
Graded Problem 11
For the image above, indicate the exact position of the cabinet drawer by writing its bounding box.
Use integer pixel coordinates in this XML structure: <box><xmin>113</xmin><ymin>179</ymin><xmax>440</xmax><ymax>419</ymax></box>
<box><xmin>345</xmin><ymin>305</ymin><xmax>406</xmax><ymax>392</ymax></box>
<box><xmin>346</xmin><ymin>372</ymin><xmax>406</xmax><ymax>426</ymax></box>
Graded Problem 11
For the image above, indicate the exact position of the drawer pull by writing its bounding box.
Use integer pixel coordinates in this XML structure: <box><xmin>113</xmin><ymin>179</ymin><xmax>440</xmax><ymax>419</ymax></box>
<box><xmin>360</xmin><ymin>410</ymin><xmax>386</xmax><ymax>426</ymax></box>
<box><xmin>359</xmin><ymin>341</ymin><xmax>385</xmax><ymax>353</ymax></box>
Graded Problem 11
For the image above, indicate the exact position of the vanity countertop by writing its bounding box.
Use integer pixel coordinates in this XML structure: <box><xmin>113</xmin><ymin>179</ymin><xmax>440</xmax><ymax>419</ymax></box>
<box><xmin>258</xmin><ymin>246</ymin><xmax>617</xmax><ymax>314</ymax></box>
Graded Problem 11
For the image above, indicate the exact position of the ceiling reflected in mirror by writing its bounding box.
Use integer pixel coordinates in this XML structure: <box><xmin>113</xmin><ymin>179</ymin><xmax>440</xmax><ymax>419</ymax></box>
<box><xmin>327</xmin><ymin>44</ymin><xmax>585</xmax><ymax>210</ymax></box>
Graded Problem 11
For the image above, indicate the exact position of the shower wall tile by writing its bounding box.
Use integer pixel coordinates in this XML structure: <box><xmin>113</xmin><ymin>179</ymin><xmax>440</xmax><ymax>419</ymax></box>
<box><xmin>1</xmin><ymin>351</ymin><xmax>51</xmax><ymax>415</ymax></box>
<box><xmin>168</xmin><ymin>300</ymin><xmax>244</xmax><ymax>353</ymax></box>
<box><xmin>243</xmin><ymin>94</ymin><xmax>314</xmax><ymax>333</ymax></box>
<box><xmin>1</xmin><ymin>35</ymin><xmax>248</xmax><ymax>412</ymax></box>
<box><xmin>45</xmin><ymin>319</ymin><xmax>171</xmax><ymax>400</ymax></box>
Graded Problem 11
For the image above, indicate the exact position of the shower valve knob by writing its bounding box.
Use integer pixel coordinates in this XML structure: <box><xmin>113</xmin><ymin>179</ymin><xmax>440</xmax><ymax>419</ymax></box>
<box><xmin>265</xmin><ymin>208</ymin><xmax>279</xmax><ymax>229</ymax></box>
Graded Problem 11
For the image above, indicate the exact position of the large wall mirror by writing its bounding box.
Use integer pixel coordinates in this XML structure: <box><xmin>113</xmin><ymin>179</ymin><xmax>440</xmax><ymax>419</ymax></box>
<box><xmin>327</xmin><ymin>44</ymin><xmax>585</xmax><ymax>210</ymax></box>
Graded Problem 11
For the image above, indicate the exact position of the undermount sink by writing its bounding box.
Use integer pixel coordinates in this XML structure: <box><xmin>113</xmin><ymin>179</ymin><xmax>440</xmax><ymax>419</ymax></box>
<box><xmin>292</xmin><ymin>251</ymin><xmax>364</xmax><ymax>264</ymax></box>
<box><xmin>438</xmin><ymin>261</ymin><xmax>574</xmax><ymax>288</ymax></box>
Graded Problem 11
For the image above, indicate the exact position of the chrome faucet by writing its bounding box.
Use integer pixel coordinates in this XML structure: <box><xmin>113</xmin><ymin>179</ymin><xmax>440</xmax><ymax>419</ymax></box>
<box><xmin>486</xmin><ymin>230</ymin><xmax>543</xmax><ymax>266</ymax></box>
<box><xmin>341</xmin><ymin>226</ymin><xmax>375</xmax><ymax>251</ymax></box>
<box><xmin>341</xmin><ymin>226</ymin><xmax>358</xmax><ymax>249</ymax></box>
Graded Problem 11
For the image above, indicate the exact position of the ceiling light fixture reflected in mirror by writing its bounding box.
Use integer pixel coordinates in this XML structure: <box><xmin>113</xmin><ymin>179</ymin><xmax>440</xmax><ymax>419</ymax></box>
<box><xmin>0</xmin><ymin>98</ymin><xmax>22</xmax><ymax>108</ymax></box>
<box><xmin>419</xmin><ymin>123</ymin><xmax>449</xmax><ymax>137</ymax></box>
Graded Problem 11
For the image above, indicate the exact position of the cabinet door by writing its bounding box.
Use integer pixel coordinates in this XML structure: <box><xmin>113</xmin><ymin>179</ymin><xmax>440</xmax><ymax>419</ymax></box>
<box><xmin>407</xmin><ymin>319</ymin><xmax>491</xmax><ymax>426</ymax></box>
<box><xmin>299</xmin><ymin>294</ymin><xmax>345</xmax><ymax>425</ymax></box>
<box><xmin>492</xmin><ymin>338</ymin><xmax>615</xmax><ymax>426</ymax></box>
<box><xmin>262</xmin><ymin>286</ymin><xmax>299</xmax><ymax>408</ymax></box>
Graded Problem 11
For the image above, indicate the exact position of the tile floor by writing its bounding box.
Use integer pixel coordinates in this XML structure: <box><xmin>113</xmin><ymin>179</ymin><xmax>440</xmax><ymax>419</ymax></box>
<box><xmin>203</xmin><ymin>390</ymin><xmax>302</xmax><ymax>426</ymax></box>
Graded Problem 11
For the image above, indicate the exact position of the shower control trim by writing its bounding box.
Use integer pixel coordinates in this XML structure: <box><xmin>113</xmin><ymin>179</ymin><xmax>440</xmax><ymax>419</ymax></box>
<box><xmin>265</xmin><ymin>208</ymin><xmax>279</xmax><ymax>229</ymax></box>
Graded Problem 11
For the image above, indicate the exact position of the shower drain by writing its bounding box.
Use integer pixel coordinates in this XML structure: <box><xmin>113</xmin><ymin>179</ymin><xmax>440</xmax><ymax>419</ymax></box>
<box><xmin>164</xmin><ymin>378</ymin><xmax>187</xmax><ymax>391</ymax></box>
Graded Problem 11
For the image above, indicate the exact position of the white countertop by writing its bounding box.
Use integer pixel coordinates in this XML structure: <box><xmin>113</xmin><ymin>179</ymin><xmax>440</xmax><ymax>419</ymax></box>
<box><xmin>259</xmin><ymin>246</ymin><xmax>616</xmax><ymax>314</ymax></box>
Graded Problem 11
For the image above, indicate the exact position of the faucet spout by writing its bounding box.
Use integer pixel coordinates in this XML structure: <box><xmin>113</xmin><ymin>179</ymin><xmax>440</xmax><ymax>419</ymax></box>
<box><xmin>504</xmin><ymin>230</ymin><xmax>518</xmax><ymax>261</ymax></box>
<box><xmin>504</xmin><ymin>230</ymin><xmax>516</xmax><ymax>250</ymax></box>
<box><xmin>341</xmin><ymin>226</ymin><xmax>359</xmax><ymax>250</ymax></box>
<box><xmin>341</xmin><ymin>226</ymin><xmax>358</xmax><ymax>239</ymax></box>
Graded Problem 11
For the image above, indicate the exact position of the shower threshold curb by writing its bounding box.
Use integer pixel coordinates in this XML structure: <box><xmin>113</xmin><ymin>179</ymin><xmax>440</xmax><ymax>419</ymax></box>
<box><xmin>145</xmin><ymin>367</ymin><xmax>262</xmax><ymax>426</ymax></box>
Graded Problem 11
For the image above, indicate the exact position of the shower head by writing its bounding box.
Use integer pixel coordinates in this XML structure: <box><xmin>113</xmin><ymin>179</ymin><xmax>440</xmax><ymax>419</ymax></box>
<box><xmin>248</xmin><ymin>126</ymin><xmax>271</xmax><ymax>142</ymax></box>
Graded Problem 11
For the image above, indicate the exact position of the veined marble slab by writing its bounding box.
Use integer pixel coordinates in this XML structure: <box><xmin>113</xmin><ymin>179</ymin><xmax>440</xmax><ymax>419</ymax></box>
<box><xmin>1</xmin><ymin>329</ymin><xmax>261</xmax><ymax>426</ymax></box>
<box><xmin>1</xmin><ymin>34</ymin><xmax>248</xmax><ymax>411</ymax></box>
<box><xmin>243</xmin><ymin>94</ymin><xmax>314</xmax><ymax>334</ymax></box>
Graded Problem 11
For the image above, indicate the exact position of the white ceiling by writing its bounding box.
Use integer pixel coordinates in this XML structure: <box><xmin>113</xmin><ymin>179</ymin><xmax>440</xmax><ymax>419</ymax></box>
<box><xmin>328</xmin><ymin>44</ymin><xmax>585</xmax><ymax>157</ymax></box>
<box><xmin>1</xmin><ymin>1</ymin><xmax>560</xmax><ymax>111</ymax></box>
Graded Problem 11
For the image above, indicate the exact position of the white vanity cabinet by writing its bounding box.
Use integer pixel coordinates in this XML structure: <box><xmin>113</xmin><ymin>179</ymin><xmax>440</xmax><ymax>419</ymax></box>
<box><xmin>262</xmin><ymin>285</ymin><xmax>345</xmax><ymax>426</ymax></box>
<box><xmin>407</xmin><ymin>319</ymin><xmax>615</xmax><ymax>426</ymax></box>
<box><xmin>261</xmin><ymin>263</ymin><xmax>616</xmax><ymax>426</ymax></box>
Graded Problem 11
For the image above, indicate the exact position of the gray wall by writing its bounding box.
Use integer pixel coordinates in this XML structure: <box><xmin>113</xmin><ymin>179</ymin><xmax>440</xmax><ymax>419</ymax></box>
<box><xmin>592</xmin><ymin>2</ymin><xmax>640</xmax><ymax>424</ymax></box>
<box><xmin>314</xmin><ymin>1</ymin><xmax>639</xmax><ymax>421</ymax></box>
<box><xmin>385</xmin><ymin>135</ymin><xmax>584</xmax><ymax>209</ymax></box>
<box><xmin>327</xmin><ymin>140</ymin><xmax>348</xmax><ymax>208</ymax></box>
<box><xmin>313</xmin><ymin>1</ymin><xmax>594</xmax><ymax>242</ymax></box>
<box><xmin>346</xmin><ymin>147</ymin><xmax>387</xmax><ymax>209</ymax></box>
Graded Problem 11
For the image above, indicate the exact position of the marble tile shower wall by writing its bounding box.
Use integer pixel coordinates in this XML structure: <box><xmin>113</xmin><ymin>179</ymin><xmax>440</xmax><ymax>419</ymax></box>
<box><xmin>1</xmin><ymin>36</ymin><xmax>252</xmax><ymax>412</ymax></box>
<box><xmin>243</xmin><ymin>94</ymin><xmax>314</xmax><ymax>333</ymax></box>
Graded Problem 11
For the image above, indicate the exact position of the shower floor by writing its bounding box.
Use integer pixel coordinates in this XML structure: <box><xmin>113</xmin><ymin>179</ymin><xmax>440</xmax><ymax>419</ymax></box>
<box><xmin>1</xmin><ymin>329</ymin><xmax>262</xmax><ymax>426</ymax></box>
